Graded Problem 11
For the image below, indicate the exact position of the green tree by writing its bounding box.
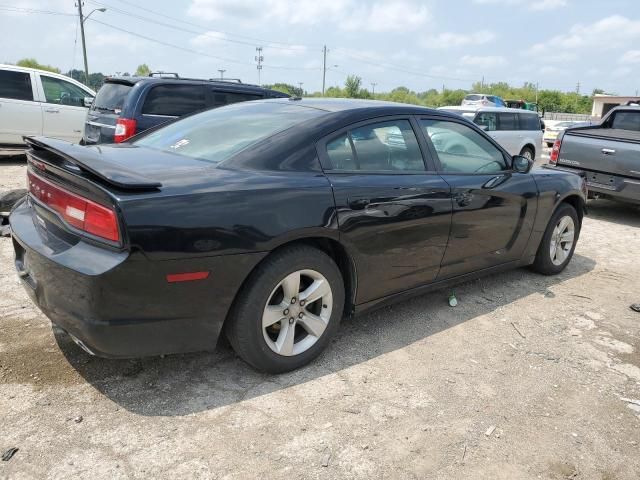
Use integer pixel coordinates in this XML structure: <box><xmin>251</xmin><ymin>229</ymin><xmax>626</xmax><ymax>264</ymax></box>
<box><xmin>134</xmin><ymin>64</ymin><xmax>151</xmax><ymax>76</ymax></box>
<box><xmin>344</xmin><ymin>75</ymin><xmax>362</xmax><ymax>98</ymax></box>
<box><xmin>16</xmin><ymin>58</ymin><xmax>60</xmax><ymax>73</ymax></box>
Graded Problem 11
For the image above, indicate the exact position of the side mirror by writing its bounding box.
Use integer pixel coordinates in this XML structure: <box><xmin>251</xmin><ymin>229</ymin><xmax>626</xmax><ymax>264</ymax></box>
<box><xmin>83</xmin><ymin>96</ymin><xmax>94</xmax><ymax>108</ymax></box>
<box><xmin>512</xmin><ymin>155</ymin><xmax>533</xmax><ymax>173</ymax></box>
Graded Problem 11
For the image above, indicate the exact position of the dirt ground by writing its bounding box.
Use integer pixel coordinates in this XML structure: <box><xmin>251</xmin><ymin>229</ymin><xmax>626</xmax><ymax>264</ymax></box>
<box><xmin>1</xmin><ymin>156</ymin><xmax>639</xmax><ymax>480</ymax></box>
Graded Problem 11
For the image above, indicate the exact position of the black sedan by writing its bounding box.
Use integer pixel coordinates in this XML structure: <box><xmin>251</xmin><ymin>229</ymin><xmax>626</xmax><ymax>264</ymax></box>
<box><xmin>10</xmin><ymin>99</ymin><xmax>587</xmax><ymax>373</ymax></box>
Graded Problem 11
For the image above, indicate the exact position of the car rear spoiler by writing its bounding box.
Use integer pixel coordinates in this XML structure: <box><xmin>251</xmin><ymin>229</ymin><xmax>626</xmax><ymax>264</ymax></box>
<box><xmin>23</xmin><ymin>136</ymin><xmax>162</xmax><ymax>190</ymax></box>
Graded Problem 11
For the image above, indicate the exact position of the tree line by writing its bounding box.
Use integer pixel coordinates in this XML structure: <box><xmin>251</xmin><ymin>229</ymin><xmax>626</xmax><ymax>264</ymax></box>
<box><xmin>10</xmin><ymin>58</ymin><xmax>606</xmax><ymax>114</ymax></box>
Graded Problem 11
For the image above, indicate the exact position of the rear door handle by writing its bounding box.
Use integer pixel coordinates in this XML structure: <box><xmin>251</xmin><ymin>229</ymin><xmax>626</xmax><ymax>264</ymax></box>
<box><xmin>602</xmin><ymin>148</ymin><xmax>616</xmax><ymax>155</ymax></box>
<box><xmin>45</xmin><ymin>108</ymin><xmax>60</xmax><ymax>113</ymax></box>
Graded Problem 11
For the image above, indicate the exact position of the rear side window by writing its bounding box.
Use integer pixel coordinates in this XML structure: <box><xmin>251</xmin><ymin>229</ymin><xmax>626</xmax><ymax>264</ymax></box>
<box><xmin>212</xmin><ymin>90</ymin><xmax>262</xmax><ymax>108</ymax></box>
<box><xmin>498</xmin><ymin>112</ymin><xmax>517</xmax><ymax>131</ymax></box>
<box><xmin>518</xmin><ymin>113</ymin><xmax>541</xmax><ymax>131</ymax></box>
<box><xmin>0</xmin><ymin>70</ymin><xmax>33</xmax><ymax>101</ymax></box>
<box><xmin>326</xmin><ymin>120</ymin><xmax>425</xmax><ymax>172</ymax></box>
<box><xmin>611</xmin><ymin>111</ymin><xmax>640</xmax><ymax>131</ymax></box>
<box><xmin>142</xmin><ymin>84</ymin><xmax>207</xmax><ymax>116</ymax></box>
<box><xmin>465</xmin><ymin>95</ymin><xmax>482</xmax><ymax>101</ymax></box>
<box><xmin>41</xmin><ymin>75</ymin><xmax>87</xmax><ymax>107</ymax></box>
<box><xmin>93</xmin><ymin>83</ymin><xmax>132</xmax><ymax>112</ymax></box>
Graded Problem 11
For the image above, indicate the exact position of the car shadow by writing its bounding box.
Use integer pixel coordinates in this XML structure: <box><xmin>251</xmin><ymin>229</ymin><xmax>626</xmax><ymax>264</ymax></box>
<box><xmin>586</xmin><ymin>199</ymin><xmax>640</xmax><ymax>228</ymax></box>
<box><xmin>55</xmin><ymin>253</ymin><xmax>596</xmax><ymax>417</ymax></box>
<box><xmin>0</xmin><ymin>154</ymin><xmax>26</xmax><ymax>166</ymax></box>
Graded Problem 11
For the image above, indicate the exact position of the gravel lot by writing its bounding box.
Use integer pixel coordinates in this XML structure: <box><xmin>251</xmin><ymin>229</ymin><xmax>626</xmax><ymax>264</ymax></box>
<box><xmin>1</xmin><ymin>156</ymin><xmax>639</xmax><ymax>479</ymax></box>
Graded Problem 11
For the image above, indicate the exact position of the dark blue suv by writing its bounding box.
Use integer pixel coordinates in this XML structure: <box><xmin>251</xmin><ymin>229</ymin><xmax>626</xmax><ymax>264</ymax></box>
<box><xmin>83</xmin><ymin>74</ymin><xmax>289</xmax><ymax>144</ymax></box>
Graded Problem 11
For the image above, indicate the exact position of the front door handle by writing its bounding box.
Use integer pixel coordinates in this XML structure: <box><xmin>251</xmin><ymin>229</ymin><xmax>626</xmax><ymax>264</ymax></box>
<box><xmin>482</xmin><ymin>174</ymin><xmax>509</xmax><ymax>189</ymax></box>
<box><xmin>44</xmin><ymin>108</ymin><xmax>60</xmax><ymax>113</ymax></box>
<box><xmin>602</xmin><ymin>148</ymin><xmax>616</xmax><ymax>155</ymax></box>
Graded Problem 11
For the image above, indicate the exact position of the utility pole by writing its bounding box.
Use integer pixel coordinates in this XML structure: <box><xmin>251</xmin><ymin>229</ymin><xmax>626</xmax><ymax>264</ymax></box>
<box><xmin>76</xmin><ymin>1</ymin><xmax>89</xmax><ymax>85</ymax></box>
<box><xmin>371</xmin><ymin>82</ymin><xmax>377</xmax><ymax>95</ymax></box>
<box><xmin>535</xmin><ymin>82</ymin><xmax>539</xmax><ymax>104</ymax></box>
<box><xmin>218</xmin><ymin>69</ymin><xmax>226</xmax><ymax>80</ymax></box>
<box><xmin>298</xmin><ymin>82</ymin><xmax>303</xmax><ymax>95</ymax></box>
<box><xmin>322</xmin><ymin>45</ymin><xmax>327</xmax><ymax>96</ymax></box>
<box><xmin>481</xmin><ymin>75</ymin><xmax>484</xmax><ymax>92</ymax></box>
<box><xmin>255</xmin><ymin>47</ymin><xmax>263</xmax><ymax>85</ymax></box>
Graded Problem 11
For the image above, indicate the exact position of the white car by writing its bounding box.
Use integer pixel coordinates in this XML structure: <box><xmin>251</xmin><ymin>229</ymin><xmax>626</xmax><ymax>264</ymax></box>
<box><xmin>461</xmin><ymin>94</ymin><xmax>506</xmax><ymax>108</ymax></box>
<box><xmin>438</xmin><ymin>106</ymin><xmax>543</xmax><ymax>160</ymax></box>
<box><xmin>0</xmin><ymin>64</ymin><xmax>95</xmax><ymax>155</ymax></box>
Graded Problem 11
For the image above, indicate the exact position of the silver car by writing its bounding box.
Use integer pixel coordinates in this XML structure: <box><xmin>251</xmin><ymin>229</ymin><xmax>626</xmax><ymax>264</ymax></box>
<box><xmin>462</xmin><ymin>94</ymin><xmax>506</xmax><ymax>108</ymax></box>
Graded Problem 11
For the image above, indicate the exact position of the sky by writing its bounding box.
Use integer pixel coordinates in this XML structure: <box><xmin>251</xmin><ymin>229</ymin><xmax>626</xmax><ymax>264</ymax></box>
<box><xmin>1</xmin><ymin>0</ymin><xmax>639</xmax><ymax>95</ymax></box>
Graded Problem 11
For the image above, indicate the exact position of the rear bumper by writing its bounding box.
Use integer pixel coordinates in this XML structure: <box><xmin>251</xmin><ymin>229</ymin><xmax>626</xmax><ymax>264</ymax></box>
<box><xmin>554</xmin><ymin>166</ymin><xmax>640</xmax><ymax>203</ymax></box>
<box><xmin>10</xmin><ymin>197</ymin><xmax>266</xmax><ymax>358</ymax></box>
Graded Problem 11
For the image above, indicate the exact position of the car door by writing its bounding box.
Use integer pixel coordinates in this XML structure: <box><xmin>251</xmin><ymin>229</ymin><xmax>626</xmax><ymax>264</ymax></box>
<box><xmin>493</xmin><ymin>111</ymin><xmax>520</xmax><ymax>155</ymax></box>
<box><xmin>418</xmin><ymin>117</ymin><xmax>538</xmax><ymax>279</ymax></box>
<box><xmin>318</xmin><ymin>117</ymin><xmax>452</xmax><ymax>304</ymax></box>
<box><xmin>0</xmin><ymin>68</ymin><xmax>42</xmax><ymax>145</ymax></box>
<box><xmin>37</xmin><ymin>74</ymin><xmax>92</xmax><ymax>142</ymax></box>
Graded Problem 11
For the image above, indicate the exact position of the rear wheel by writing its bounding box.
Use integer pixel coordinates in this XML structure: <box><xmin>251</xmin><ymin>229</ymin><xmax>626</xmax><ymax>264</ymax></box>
<box><xmin>226</xmin><ymin>245</ymin><xmax>344</xmax><ymax>373</ymax></box>
<box><xmin>520</xmin><ymin>146</ymin><xmax>535</xmax><ymax>161</ymax></box>
<box><xmin>531</xmin><ymin>203</ymin><xmax>579</xmax><ymax>275</ymax></box>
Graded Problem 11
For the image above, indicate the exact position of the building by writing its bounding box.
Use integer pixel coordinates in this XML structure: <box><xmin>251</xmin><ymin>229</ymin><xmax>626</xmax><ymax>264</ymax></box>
<box><xmin>591</xmin><ymin>94</ymin><xmax>640</xmax><ymax>118</ymax></box>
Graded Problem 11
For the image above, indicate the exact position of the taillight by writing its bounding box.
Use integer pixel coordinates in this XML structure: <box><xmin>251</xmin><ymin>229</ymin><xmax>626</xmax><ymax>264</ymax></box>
<box><xmin>114</xmin><ymin>118</ymin><xmax>137</xmax><ymax>143</ymax></box>
<box><xmin>549</xmin><ymin>138</ymin><xmax>562</xmax><ymax>164</ymax></box>
<box><xmin>27</xmin><ymin>171</ymin><xmax>120</xmax><ymax>242</ymax></box>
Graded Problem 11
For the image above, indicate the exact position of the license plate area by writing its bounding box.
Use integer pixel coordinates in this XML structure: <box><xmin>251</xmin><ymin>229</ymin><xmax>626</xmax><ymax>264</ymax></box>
<box><xmin>586</xmin><ymin>172</ymin><xmax>618</xmax><ymax>191</ymax></box>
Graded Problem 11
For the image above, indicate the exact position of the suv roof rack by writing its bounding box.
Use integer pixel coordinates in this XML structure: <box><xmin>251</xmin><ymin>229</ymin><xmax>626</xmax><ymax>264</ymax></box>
<box><xmin>148</xmin><ymin>71</ymin><xmax>180</xmax><ymax>78</ymax></box>
<box><xmin>208</xmin><ymin>78</ymin><xmax>243</xmax><ymax>84</ymax></box>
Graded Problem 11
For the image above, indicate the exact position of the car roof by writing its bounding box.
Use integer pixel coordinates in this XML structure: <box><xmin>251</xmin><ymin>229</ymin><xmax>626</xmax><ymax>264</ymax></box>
<box><xmin>261</xmin><ymin>97</ymin><xmax>437</xmax><ymax>114</ymax></box>
<box><xmin>439</xmin><ymin>105</ymin><xmax>537</xmax><ymax>114</ymax></box>
<box><xmin>0</xmin><ymin>63</ymin><xmax>95</xmax><ymax>94</ymax></box>
<box><xmin>104</xmin><ymin>75</ymin><xmax>285</xmax><ymax>93</ymax></box>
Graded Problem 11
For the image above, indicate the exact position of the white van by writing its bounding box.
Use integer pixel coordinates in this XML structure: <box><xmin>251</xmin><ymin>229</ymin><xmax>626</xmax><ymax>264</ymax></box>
<box><xmin>439</xmin><ymin>106</ymin><xmax>543</xmax><ymax>161</ymax></box>
<box><xmin>0</xmin><ymin>64</ymin><xmax>95</xmax><ymax>155</ymax></box>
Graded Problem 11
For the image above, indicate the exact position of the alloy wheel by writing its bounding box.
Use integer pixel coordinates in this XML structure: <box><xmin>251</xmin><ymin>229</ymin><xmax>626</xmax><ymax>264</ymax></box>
<box><xmin>550</xmin><ymin>215</ymin><xmax>575</xmax><ymax>266</ymax></box>
<box><xmin>262</xmin><ymin>269</ymin><xmax>333</xmax><ymax>356</ymax></box>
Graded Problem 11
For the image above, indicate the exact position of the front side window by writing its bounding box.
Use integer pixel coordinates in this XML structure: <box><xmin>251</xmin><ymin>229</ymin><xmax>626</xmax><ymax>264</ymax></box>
<box><xmin>142</xmin><ymin>85</ymin><xmax>207</xmax><ymax>116</ymax></box>
<box><xmin>0</xmin><ymin>70</ymin><xmax>33</xmax><ymax>101</ymax></box>
<box><xmin>475</xmin><ymin>112</ymin><xmax>497</xmax><ymax>131</ymax></box>
<box><xmin>326</xmin><ymin>120</ymin><xmax>425</xmax><ymax>172</ymax></box>
<box><xmin>498</xmin><ymin>112</ymin><xmax>518</xmax><ymax>131</ymax></box>
<box><xmin>421</xmin><ymin>119</ymin><xmax>507</xmax><ymax>174</ymax></box>
<box><xmin>134</xmin><ymin>101</ymin><xmax>324</xmax><ymax>164</ymax></box>
<box><xmin>519</xmin><ymin>113</ymin><xmax>541</xmax><ymax>131</ymax></box>
<box><xmin>41</xmin><ymin>76</ymin><xmax>87</xmax><ymax>107</ymax></box>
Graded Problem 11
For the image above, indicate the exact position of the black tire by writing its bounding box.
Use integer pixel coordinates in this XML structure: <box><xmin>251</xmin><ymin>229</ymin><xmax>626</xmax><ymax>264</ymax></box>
<box><xmin>225</xmin><ymin>245</ymin><xmax>345</xmax><ymax>373</ymax></box>
<box><xmin>520</xmin><ymin>146</ymin><xmax>535</xmax><ymax>161</ymax></box>
<box><xmin>531</xmin><ymin>203</ymin><xmax>580</xmax><ymax>275</ymax></box>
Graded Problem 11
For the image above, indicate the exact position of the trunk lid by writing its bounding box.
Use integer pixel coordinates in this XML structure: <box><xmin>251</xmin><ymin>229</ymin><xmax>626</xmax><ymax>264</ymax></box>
<box><xmin>560</xmin><ymin>127</ymin><xmax>640</xmax><ymax>180</ymax></box>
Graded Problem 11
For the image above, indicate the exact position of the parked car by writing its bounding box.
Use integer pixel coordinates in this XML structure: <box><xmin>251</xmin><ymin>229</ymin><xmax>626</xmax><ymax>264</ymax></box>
<box><xmin>11</xmin><ymin>99</ymin><xmax>586</xmax><ymax>373</ymax></box>
<box><xmin>462</xmin><ymin>94</ymin><xmax>506</xmax><ymax>108</ymax></box>
<box><xmin>548</xmin><ymin>105</ymin><xmax>640</xmax><ymax>204</ymax></box>
<box><xmin>83</xmin><ymin>73</ymin><xmax>290</xmax><ymax>144</ymax></box>
<box><xmin>0</xmin><ymin>64</ymin><xmax>95</xmax><ymax>155</ymax></box>
<box><xmin>505</xmin><ymin>99</ymin><xmax>539</xmax><ymax>112</ymax></box>
<box><xmin>543</xmin><ymin>121</ymin><xmax>589</xmax><ymax>147</ymax></box>
<box><xmin>439</xmin><ymin>106</ymin><xmax>543</xmax><ymax>160</ymax></box>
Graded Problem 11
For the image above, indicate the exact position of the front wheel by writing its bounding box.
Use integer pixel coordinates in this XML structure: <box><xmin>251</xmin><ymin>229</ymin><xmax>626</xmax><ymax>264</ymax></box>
<box><xmin>531</xmin><ymin>203</ymin><xmax>579</xmax><ymax>275</ymax></box>
<box><xmin>520</xmin><ymin>146</ymin><xmax>535</xmax><ymax>161</ymax></box>
<box><xmin>225</xmin><ymin>245</ymin><xmax>345</xmax><ymax>373</ymax></box>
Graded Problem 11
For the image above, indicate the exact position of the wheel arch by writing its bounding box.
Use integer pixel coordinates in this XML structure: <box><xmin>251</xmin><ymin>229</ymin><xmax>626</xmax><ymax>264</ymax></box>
<box><xmin>520</xmin><ymin>143</ymin><xmax>536</xmax><ymax>158</ymax></box>
<box><xmin>558</xmin><ymin>193</ymin><xmax>585</xmax><ymax>226</ymax></box>
<box><xmin>222</xmin><ymin>235</ymin><xmax>358</xmax><ymax>332</ymax></box>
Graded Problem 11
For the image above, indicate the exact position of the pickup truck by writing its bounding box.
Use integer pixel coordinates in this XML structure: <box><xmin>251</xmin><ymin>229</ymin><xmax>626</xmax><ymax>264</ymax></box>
<box><xmin>548</xmin><ymin>105</ymin><xmax>640</xmax><ymax>204</ymax></box>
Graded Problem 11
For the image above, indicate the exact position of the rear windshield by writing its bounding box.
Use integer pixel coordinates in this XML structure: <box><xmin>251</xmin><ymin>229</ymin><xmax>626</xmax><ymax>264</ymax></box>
<box><xmin>465</xmin><ymin>95</ymin><xmax>482</xmax><ymax>101</ymax></box>
<box><xmin>93</xmin><ymin>82</ymin><xmax>132</xmax><ymax>112</ymax></box>
<box><xmin>611</xmin><ymin>111</ymin><xmax>640</xmax><ymax>131</ymax></box>
<box><xmin>134</xmin><ymin>101</ymin><xmax>324</xmax><ymax>164</ymax></box>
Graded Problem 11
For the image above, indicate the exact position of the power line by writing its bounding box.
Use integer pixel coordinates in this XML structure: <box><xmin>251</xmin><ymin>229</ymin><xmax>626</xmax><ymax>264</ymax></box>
<box><xmin>89</xmin><ymin>0</ymin><xmax>316</xmax><ymax>52</ymax></box>
<box><xmin>0</xmin><ymin>5</ymin><xmax>75</xmax><ymax>16</ymax></box>
<box><xmin>86</xmin><ymin>18</ymin><xmax>319</xmax><ymax>71</ymax></box>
